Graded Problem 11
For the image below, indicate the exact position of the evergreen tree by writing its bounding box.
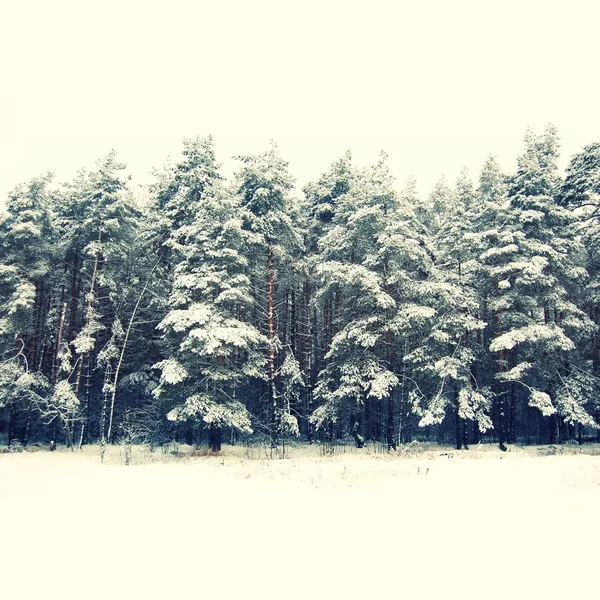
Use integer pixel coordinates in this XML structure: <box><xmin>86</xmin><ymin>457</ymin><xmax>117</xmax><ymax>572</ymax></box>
<box><xmin>310</xmin><ymin>154</ymin><xmax>443</xmax><ymax>448</ymax></box>
<box><xmin>154</xmin><ymin>137</ymin><xmax>260</xmax><ymax>451</ymax></box>
<box><xmin>559</xmin><ymin>142</ymin><xmax>600</xmax><ymax>437</ymax></box>
<box><xmin>0</xmin><ymin>174</ymin><xmax>57</xmax><ymax>445</ymax></box>
<box><xmin>414</xmin><ymin>168</ymin><xmax>489</xmax><ymax>449</ymax></box>
<box><xmin>233</xmin><ymin>142</ymin><xmax>303</xmax><ymax>447</ymax></box>
<box><xmin>478</xmin><ymin>127</ymin><xmax>595</xmax><ymax>447</ymax></box>
<box><xmin>54</xmin><ymin>151</ymin><xmax>139</xmax><ymax>447</ymax></box>
<box><xmin>300</xmin><ymin>151</ymin><xmax>355</xmax><ymax>439</ymax></box>
<box><xmin>2</xmin><ymin>129</ymin><xmax>599</xmax><ymax>451</ymax></box>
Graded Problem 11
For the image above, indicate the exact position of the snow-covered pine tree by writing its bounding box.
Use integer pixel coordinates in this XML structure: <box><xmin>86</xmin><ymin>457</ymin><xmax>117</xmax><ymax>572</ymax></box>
<box><xmin>559</xmin><ymin>142</ymin><xmax>600</xmax><ymax>437</ymax></box>
<box><xmin>0</xmin><ymin>174</ymin><xmax>58</xmax><ymax>444</ymax></box>
<box><xmin>476</xmin><ymin>126</ymin><xmax>595</xmax><ymax>447</ymax></box>
<box><xmin>310</xmin><ymin>153</ymin><xmax>443</xmax><ymax>448</ymax></box>
<box><xmin>0</xmin><ymin>174</ymin><xmax>57</xmax><ymax>368</ymax></box>
<box><xmin>300</xmin><ymin>151</ymin><xmax>355</xmax><ymax>439</ymax></box>
<box><xmin>233</xmin><ymin>142</ymin><xmax>304</xmax><ymax>448</ymax></box>
<box><xmin>412</xmin><ymin>168</ymin><xmax>489</xmax><ymax>449</ymax></box>
<box><xmin>57</xmin><ymin>151</ymin><xmax>139</xmax><ymax>446</ymax></box>
<box><xmin>154</xmin><ymin>137</ymin><xmax>262</xmax><ymax>451</ymax></box>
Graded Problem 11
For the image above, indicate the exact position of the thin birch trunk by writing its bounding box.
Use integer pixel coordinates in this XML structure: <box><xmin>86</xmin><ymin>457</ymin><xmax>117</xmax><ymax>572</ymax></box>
<box><xmin>267</xmin><ymin>246</ymin><xmax>277</xmax><ymax>446</ymax></box>
<box><xmin>107</xmin><ymin>257</ymin><xmax>161</xmax><ymax>441</ymax></box>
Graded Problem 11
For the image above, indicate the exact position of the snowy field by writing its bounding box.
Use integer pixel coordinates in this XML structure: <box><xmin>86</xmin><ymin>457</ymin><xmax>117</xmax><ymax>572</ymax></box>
<box><xmin>1</xmin><ymin>445</ymin><xmax>599</xmax><ymax>600</ymax></box>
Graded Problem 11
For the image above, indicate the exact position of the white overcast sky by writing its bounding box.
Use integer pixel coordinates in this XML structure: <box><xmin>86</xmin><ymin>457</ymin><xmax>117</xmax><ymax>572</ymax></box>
<box><xmin>1</xmin><ymin>0</ymin><xmax>599</xmax><ymax>210</ymax></box>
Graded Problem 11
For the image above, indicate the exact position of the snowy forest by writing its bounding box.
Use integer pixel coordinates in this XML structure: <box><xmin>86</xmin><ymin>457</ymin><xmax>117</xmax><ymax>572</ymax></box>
<box><xmin>2</xmin><ymin>124</ymin><xmax>600</xmax><ymax>454</ymax></box>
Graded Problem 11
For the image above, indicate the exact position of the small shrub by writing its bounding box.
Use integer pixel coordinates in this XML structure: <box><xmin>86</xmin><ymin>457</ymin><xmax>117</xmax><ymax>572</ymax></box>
<box><xmin>25</xmin><ymin>444</ymin><xmax>44</xmax><ymax>452</ymax></box>
<box><xmin>4</xmin><ymin>441</ymin><xmax>25</xmax><ymax>453</ymax></box>
<box><xmin>539</xmin><ymin>445</ymin><xmax>563</xmax><ymax>456</ymax></box>
<box><xmin>394</xmin><ymin>440</ymin><xmax>423</xmax><ymax>457</ymax></box>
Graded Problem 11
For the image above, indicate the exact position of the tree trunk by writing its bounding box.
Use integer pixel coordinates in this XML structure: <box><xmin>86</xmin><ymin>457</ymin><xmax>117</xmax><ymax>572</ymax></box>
<box><xmin>52</xmin><ymin>302</ymin><xmax>67</xmax><ymax>384</ymax></box>
<box><xmin>508</xmin><ymin>381</ymin><xmax>517</xmax><ymax>444</ymax></box>
<box><xmin>67</xmin><ymin>250</ymin><xmax>81</xmax><ymax>343</ymax></box>
<box><xmin>386</xmin><ymin>392</ymin><xmax>396</xmax><ymax>450</ymax></box>
<box><xmin>209</xmin><ymin>425</ymin><xmax>222</xmax><ymax>452</ymax></box>
<box><xmin>497</xmin><ymin>393</ymin><xmax>508</xmax><ymax>451</ymax></box>
<box><xmin>455</xmin><ymin>387</ymin><xmax>468</xmax><ymax>450</ymax></box>
<box><xmin>351</xmin><ymin>421</ymin><xmax>365</xmax><ymax>448</ymax></box>
<box><xmin>384</xmin><ymin>289</ymin><xmax>396</xmax><ymax>448</ymax></box>
<box><xmin>7</xmin><ymin>405</ymin><xmax>15</xmax><ymax>446</ymax></box>
<box><xmin>266</xmin><ymin>246</ymin><xmax>277</xmax><ymax>446</ymax></box>
<box><xmin>99</xmin><ymin>383</ymin><xmax>108</xmax><ymax>463</ymax></box>
<box><xmin>75</xmin><ymin>244</ymin><xmax>100</xmax><ymax>396</ymax></box>
<box><xmin>495</xmin><ymin>311</ymin><xmax>508</xmax><ymax>451</ymax></box>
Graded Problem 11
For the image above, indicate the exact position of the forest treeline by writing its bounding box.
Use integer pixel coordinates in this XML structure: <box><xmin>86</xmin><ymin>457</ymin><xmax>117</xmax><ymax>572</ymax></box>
<box><xmin>2</xmin><ymin>125</ymin><xmax>600</xmax><ymax>453</ymax></box>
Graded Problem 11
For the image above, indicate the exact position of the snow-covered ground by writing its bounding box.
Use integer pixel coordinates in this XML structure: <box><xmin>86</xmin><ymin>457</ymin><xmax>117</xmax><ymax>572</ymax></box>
<box><xmin>1</xmin><ymin>446</ymin><xmax>599</xmax><ymax>599</ymax></box>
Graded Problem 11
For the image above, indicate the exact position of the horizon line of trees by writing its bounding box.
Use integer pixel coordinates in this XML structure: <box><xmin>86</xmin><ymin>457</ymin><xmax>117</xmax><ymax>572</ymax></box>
<box><xmin>2</xmin><ymin>124</ymin><xmax>600</xmax><ymax>453</ymax></box>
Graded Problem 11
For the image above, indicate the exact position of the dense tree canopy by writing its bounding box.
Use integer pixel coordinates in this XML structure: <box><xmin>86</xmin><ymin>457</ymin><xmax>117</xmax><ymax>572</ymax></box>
<box><xmin>2</xmin><ymin>127</ymin><xmax>599</xmax><ymax>452</ymax></box>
